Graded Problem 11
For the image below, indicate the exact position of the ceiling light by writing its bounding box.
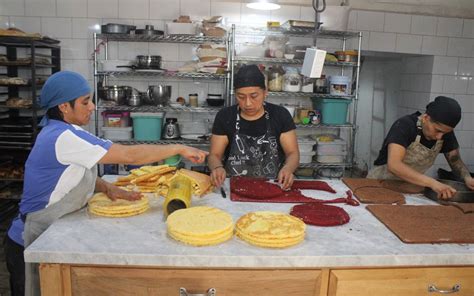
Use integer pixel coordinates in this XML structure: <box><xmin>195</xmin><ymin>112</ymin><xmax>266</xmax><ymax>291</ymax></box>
<box><xmin>246</xmin><ymin>0</ymin><xmax>281</xmax><ymax>10</ymax></box>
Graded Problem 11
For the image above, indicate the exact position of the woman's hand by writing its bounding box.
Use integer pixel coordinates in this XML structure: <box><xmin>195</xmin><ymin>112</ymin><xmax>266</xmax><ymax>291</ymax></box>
<box><xmin>178</xmin><ymin>145</ymin><xmax>209</xmax><ymax>163</ymax></box>
<box><xmin>278</xmin><ymin>167</ymin><xmax>294</xmax><ymax>191</ymax></box>
<box><xmin>431</xmin><ymin>180</ymin><xmax>457</xmax><ymax>200</ymax></box>
<box><xmin>106</xmin><ymin>184</ymin><xmax>142</xmax><ymax>201</ymax></box>
<box><xmin>211</xmin><ymin>166</ymin><xmax>226</xmax><ymax>188</ymax></box>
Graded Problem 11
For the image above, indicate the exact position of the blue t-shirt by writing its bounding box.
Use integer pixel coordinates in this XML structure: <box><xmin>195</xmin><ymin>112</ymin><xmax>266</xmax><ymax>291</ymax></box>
<box><xmin>8</xmin><ymin>120</ymin><xmax>112</xmax><ymax>246</ymax></box>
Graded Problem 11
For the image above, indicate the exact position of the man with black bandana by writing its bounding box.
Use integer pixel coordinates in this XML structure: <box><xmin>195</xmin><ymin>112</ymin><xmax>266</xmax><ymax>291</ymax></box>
<box><xmin>208</xmin><ymin>64</ymin><xmax>299</xmax><ymax>190</ymax></box>
<box><xmin>368</xmin><ymin>96</ymin><xmax>474</xmax><ymax>199</ymax></box>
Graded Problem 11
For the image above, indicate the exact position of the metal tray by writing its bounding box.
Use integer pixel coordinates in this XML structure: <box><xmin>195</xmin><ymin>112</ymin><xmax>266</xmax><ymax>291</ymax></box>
<box><xmin>424</xmin><ymin>179</ymin><xmax>474</xmax><ymax>203</ymax></box>
<box><xmin>286</xmin><ymin>20</ymin><xmax>315</xmax><ymax>28</ymax></box>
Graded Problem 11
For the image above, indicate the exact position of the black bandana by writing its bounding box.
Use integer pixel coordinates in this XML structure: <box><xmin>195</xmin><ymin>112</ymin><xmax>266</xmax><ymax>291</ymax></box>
<box><xmin>426</xmin><ymin>96</ymin><xmax>461</xmax><ymax>128</ymax></box>
<box><xmin>234</xmin><ymin>64</ymin><xmax>266</xmax><ymax>90</ymax></box>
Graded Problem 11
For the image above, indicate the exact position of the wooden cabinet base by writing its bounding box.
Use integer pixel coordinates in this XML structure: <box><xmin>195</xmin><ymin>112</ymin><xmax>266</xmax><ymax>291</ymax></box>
<box><xmin>40</xmin><ymin>264</ymin><xmax>474</xmax><ymax>296</ymax></box>
<box><xmin>40</xmin><ymin>264</ymin><xmax>324</xmax><ymax>296</ymax></box>
<box><xmin>328</xmin><ymin>267</ymin><xmax>474</xmax><ymax>296</ymax></box>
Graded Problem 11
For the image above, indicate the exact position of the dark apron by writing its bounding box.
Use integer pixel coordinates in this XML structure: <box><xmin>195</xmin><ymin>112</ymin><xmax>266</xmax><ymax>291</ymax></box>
<box><xmin>23</xmin><ymin>166</ymin><xmax>97</xmax><ymax>296</ymax></box>
<box><xmin>225</xmin><ymin>105</ymin><xmax>280</xmax><ymax>179</ymax></box>
<box><xmin>367</xmin><ymin>116</ymin><xmax>443</xmax><ymax>179</ymax></box>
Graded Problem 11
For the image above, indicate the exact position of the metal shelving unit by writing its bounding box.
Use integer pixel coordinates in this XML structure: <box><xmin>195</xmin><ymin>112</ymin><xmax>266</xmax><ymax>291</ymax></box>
<box><xmin>93</xmin><ymin>32</ymin><xmax>232</xmax><ymax>139</ymax></box>
<box><xmin>230</xmin><ymin>24</ymin><xmax>362</xmax><ymax>176</ymax></box>
<box><xmin>0</xmin><ymin>36</ymin><xmax>60</xmax><ymax>201</ymax></box>
<box><xmin>96</xmin><ymin>70</ymin><xmax>225</xmax><ymax>80</ymax></box>
<box><xmin>234</xmin><ymin>56</ymin><xmax>357</xmax><ymax>67</ymax></box>
<box><xmin>97</xmin><ymin>105</ymin><xmax>221</xmax><ymax>113</ymax></box>
<box><xmin>267</xmin><ymin>91</ymin><xmax>354</xmax><ymax>99</ymax></box>
<box><xmin>97</xmin><ymin>33</ymin><xmax>225</xmax><ymax>44</ymax></box>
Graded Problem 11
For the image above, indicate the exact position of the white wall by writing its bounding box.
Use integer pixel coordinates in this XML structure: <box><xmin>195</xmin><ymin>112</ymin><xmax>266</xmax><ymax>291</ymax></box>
<box><xmin>355</xmin><ymin>57</ymin><xmax>402</xmax><ymax>171</ymax></box>
<box><xmin>346</xmin><ymin>9</ymin><xmax>474</xmax><ymax>173</ymax></box>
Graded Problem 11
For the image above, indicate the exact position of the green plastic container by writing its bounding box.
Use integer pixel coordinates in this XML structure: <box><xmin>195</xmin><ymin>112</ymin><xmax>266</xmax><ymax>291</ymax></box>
<box><xmin>311</xmin><ymin>98</ymin><xmax>351</xmax><ymax>125</ymax></box>
<box><xmin>131</xmin><ymin>112</ymin><xmax>164</xmax><ymax>141</ymax></box>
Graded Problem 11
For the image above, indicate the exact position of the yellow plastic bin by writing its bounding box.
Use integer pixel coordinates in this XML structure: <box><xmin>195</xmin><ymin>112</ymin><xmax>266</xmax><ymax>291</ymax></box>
<box><xmin>130</xmin><ymin>112</ymin><xmax>165</xmax><ymax>141</ymax></box>
<box><xmin>311</xmin><ymin>98</ymin><xmax>350</xmax><ymax>125</ymax></box>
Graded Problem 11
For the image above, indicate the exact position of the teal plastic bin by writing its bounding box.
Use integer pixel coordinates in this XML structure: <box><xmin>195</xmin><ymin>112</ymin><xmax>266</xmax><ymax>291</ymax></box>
<box><xmin>131</xmin><ymin>112</ymin><xmax>164</xmax><ymax>141</ymax></box>
<box><xmin>312</xmin><ymin>98</ymin><xmax>350</xmax><ymax>125</ymax></box>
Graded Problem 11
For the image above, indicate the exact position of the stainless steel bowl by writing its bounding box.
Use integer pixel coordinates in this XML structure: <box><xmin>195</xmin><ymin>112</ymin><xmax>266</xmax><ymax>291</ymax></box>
<box><xmin>127</xmin><ymin>93</ymin><xmax>141</xmax><ymax>106</ymax></box>
<box><xmin>98</xmin><ymin>85</ymin><xmax>131</xmax><ymax>105</ymax></box>
<box><xmin>147</xmin><ymin>85</ymin><xmax>171</xmax><ymax>106</ymax></box>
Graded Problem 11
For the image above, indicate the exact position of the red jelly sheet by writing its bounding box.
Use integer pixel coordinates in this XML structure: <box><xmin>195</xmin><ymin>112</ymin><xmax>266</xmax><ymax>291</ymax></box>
<box><xmin>230</xmin><ymin>177</ymin><xmax>358</xmax><ymax>205</ymax></box>
<box><xmin>290</xmin><ymin>203</ymin><xmax>350</xmax><ymax>226</ymax></box>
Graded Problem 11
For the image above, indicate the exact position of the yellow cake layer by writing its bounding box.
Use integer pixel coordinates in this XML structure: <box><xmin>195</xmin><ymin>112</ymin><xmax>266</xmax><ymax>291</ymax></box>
<box><xmin>235</xmin><ymin>211</ymin><xmax>306</xmax><ymax>240</ymax></box>
<box><xmin>167</xmin><ymin>206</ymin><xmax>234</xmax><ymax>237</ymax></box>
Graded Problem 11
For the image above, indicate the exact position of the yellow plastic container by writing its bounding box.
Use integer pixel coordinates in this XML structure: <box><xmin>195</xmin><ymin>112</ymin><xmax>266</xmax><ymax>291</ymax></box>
<box><xmin>163</xmin><ymin>176</ymin><xmax>192</xmax><ymax>217</ymax></box>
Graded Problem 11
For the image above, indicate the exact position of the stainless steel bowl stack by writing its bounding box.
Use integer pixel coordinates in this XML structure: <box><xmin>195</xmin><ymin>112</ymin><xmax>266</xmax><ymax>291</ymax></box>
<box><xmin>98</xmin><ymin>85</ymin><xmax>132</xmax><ymax>105</ymax></box>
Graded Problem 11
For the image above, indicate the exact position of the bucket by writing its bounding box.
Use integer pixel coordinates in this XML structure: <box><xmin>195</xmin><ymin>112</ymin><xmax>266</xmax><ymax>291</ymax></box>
<box><xmin>311</xmin><ymin>98</ymin><xmax>351</xmax><ymax>125</ymax></box>
<box><xmin>320</xmin><ymin>6</ymin><xmax>351</xmax><ymax>31</ymax></box>
<box><xmin>329</xmin><ymin>75</ymin><xmax>351</xmax><ymax>96</ymax></box>
<box><xmin>131</xmin><ymin>112</ymin><xmax>165</xmax><ymax>141</ymax></box>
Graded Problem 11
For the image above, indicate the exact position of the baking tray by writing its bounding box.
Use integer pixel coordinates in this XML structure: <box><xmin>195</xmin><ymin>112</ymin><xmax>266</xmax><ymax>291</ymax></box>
<box><xmin>424</xmin><ymin>179</ymin><xmax>474</xmax><ymax>203</ymax></box>
<box><xmin>285</xmin><ymin>20</ymin><xmax>315</xmax><ymax>28</ymax></box>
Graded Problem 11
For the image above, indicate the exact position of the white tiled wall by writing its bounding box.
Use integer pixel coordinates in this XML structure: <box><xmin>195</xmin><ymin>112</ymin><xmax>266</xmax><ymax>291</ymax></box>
<box><xmin>347</xmin><ymin>10</ymin><xmax>474</xmax><ymax>172</ymax></box>
<box><xmin>1</xmin><ymin>1</ymin><xmax>474</xmax><ymax>171</ymax></box>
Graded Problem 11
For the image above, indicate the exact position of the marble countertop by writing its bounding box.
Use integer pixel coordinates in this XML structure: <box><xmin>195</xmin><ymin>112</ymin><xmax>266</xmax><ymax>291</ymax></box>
<box><xmin>24</xmin><ymin>177</ymin><xmax>474</xmax><ymax>268</ymax></box>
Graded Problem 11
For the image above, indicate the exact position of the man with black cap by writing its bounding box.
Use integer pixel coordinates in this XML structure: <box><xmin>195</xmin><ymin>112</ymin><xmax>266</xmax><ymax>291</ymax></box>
<box><xmin>208</xmin><ymin>64</ymin><xmax>299</xmax><ymax>190</ymax></box>
<box><xmin>368</xmin><ymin>96</ymin><xmax>474</xmax><ymax>199</ymax></box>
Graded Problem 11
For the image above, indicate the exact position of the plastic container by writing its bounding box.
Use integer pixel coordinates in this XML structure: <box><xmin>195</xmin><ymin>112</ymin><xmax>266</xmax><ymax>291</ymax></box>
<box><xmin>131</xmin><ymin>112</ymin><xmax>165</xmax><ymax>141</ymax></box>
<box><xmin>297</xmin><ymin>137</ymin><xmax>316</xmax><ymax>153</ymax></box>
<box><xmin>267</xmin><ymin>65</ymin><xmax>284</xmax><ymax>92</ymax></box>
<box><xmin>101</xmin><ymin>127</ymin><xmax>133</xmax><ymax>141</ymax></box>
<box><xmin>316</xmin><ymin>154</ymin><xmax>345</xmax><ymax>163</ymax></box>
<box><xmin>102</xmin><ymin>111</ymin><xmax>130</xmax><ymax>127</ymax></box>
<box><xmin>283</xmin><ymin>67</ymin><xmax>301</xmax><ymax>92</ymax></box>
<box><xmin>316</xmin><ymin>138</ymin><xmax>347</xmax><ymax>155</ymax></box>
<box><xmin>329</xmin><ymin>75</ymin><xmax>351</xmax><ymax>96</ymax></box>
<box><xmin>311</xmin><ymin>98</ymin><xmax>351</xmax><ymax>125</ymax></box>
<box><xmin>300</xmin><ymin>151</ymin><xmax>316</xmax><ymax>163</ymax></box>
<box><xmin>166</xmin><ymin>22</ymin><xmax>197</xmax><ymax>35</ymax></box>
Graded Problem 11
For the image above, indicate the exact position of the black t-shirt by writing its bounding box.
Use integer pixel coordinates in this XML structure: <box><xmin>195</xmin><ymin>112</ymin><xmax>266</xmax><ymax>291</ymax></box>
<box><xmin>374</xmin><ymin>112</ymin><xmax>459</xmax><ymax>166</ymax></box>
<box><xmin>212</xmin><ymin>102</ymin><xmax>296</xmax><ymax>162</ymax></box>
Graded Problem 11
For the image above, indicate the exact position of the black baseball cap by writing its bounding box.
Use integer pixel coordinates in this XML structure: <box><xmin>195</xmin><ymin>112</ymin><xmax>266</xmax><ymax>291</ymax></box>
<box><xmin>233</xmin><ymin>64</ymin><xmax>266</xmax><ymax>90</ymax></box>
<box><xmin>426</xmin><ymin>96</ymin><xmax>461</xmax><ymax>128</ymax></box>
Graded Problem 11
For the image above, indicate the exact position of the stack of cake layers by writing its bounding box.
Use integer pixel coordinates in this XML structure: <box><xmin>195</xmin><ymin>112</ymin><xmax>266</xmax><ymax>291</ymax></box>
<box><xmin>167</xmin><ymin>206</ymin><xmax>234</xmax><ymax>246</ymax></box>
<box><xmin>88</xmin><ymin>192</ymin><xmax>149</xmax><ymax>217</ymax></box>
<box><xmin>236</xmin><ymin>211</ymin><xmax>306</xmax><ymax>248</ymax></box>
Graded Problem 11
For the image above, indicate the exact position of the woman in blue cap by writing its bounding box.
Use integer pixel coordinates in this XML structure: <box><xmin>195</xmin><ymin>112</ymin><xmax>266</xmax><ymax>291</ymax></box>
<box><xmin>368</xmin><ymin>96</ymin><xmax>474</xmax><ymax>199</ymax></box>
<box><xmin>4</xmin><ymin>71</ymin><xmax>208</xmax><ymax>296</ymax></box>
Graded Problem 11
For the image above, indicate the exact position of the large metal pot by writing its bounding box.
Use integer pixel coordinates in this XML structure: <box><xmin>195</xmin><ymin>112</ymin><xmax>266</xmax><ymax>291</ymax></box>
<box><xmin>101</xmin><ymin>23</ymin><xmax>136</xmax><ymax>34</ymax></box>
<box><xmin>136</xmin><ymin>55</ymin><xmax>162</xmax><ymax>69</ymax></box>
<box><xmin>147</xmin><ymin>85</ymin><xmax>171</xmax><ymax>106</ymax></box>
<box><xmin>98</xmin><ymin>85</ymin><xmax>132</xmax><ymax>105</ymax></box>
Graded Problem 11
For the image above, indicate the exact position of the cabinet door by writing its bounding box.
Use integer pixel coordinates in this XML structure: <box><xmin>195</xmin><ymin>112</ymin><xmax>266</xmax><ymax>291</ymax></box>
<box><xmin>328</xmin><ymin>267</ymin><xmax>474</xmax><ymax>296</ymax></box>
<box><xmin>70</xmin><ymin>267</ymin><xmax>323</xmax><ymax>296</ymax></box>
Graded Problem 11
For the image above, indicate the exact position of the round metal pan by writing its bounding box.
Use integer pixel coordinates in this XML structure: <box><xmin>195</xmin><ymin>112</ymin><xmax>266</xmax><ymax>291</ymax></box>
<box><xmin>101</xmin><ymin>23</ymin><xmax>136</xmax><ymax>34</ymax></box>
<box><xmin>134</xmin><ymin>29</ymin><xmax>164</xmax><ymax>36</ymax></box>
<box><xmin>424</xmin><ymin>179</ymin><xmax>474</xmax><ymax>203</ymax></box>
